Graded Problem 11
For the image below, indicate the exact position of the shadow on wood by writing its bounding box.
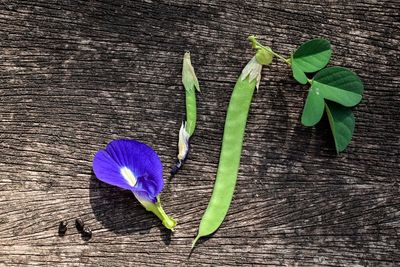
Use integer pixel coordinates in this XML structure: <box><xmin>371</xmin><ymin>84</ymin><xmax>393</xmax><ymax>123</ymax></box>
<box><xmin>89</xmin><ymin>172</ymin><xmax>173</xmax><ymax>245</ymax></box>
<box><xmin>89</xmin><ymin>172</ymin><xmax>154</xmax><ymax>235</ymax></box>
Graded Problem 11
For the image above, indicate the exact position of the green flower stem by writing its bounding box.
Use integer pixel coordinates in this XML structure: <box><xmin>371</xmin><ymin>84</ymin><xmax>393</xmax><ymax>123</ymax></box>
<box><xmin>268</xmin><ymin>49</ymin><xmax>290</xmax><ymax>64</ymax></box>
<box><xmin>138</xmin><ymin>196</ymin><xmax>177</xmax><ymax>230</ymax></box>
<box><xmin>248</xmin><ymin>35</ymin><xmax>290</xmax><ymax>64</ymax></box>
<box><xmin>249</xmin><ymin>36</ymin><xmax>315</xmax><ymax>86</ymax></box>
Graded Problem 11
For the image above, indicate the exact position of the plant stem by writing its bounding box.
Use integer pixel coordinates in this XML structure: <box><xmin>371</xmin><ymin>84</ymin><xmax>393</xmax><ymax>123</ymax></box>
<box><xmin>147</xmin><ymin>199</ymin><xmax>177</xmax><ymax>230</ymax></box>
<box><xmin>268</xmin><ymin>48</ymin><xmax>291</xmax><ymax>64</ymax></box>
<box><xmin>248</xmin><ymin>35</ymin><xmax>314</xmax><ymax>85</ymax></box>
<box><xmin>248</xmin><ymin>35</ymin><xmax>290</xmax><ymax>64</ymax></box>
<box><xmin>134</xmin><ymin>194</ymin><xmax>177</xmax><ymax>230</ymax></box>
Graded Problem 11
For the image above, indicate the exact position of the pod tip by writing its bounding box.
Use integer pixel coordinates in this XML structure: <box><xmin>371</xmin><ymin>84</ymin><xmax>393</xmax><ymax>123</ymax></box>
<box><xmin>192</xmin><ymin>235</ymin><xmax>201</xmax><ymax>249</ymax></box>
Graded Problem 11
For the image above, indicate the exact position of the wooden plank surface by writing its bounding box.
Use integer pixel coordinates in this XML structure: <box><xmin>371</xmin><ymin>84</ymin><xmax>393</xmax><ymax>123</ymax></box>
<box><xmin>0</xmin><ymin>0</ymin><xmax>399</xmax><ymax>266</ymax></box>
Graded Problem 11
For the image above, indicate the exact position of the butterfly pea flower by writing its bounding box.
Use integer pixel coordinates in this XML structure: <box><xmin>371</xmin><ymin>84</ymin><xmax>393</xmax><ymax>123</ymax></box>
<box><xmin>92</xmin><ymin>139</ymin><xmax>177</xmax><ymax>230</ymax></box>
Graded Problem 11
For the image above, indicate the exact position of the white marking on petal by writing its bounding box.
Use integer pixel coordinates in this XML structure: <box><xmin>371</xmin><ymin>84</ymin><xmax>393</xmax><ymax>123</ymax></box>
<box><xmin>120</xmin><ymin>167</ymin><xmax>137</xmax><ymax>187</ymax></box>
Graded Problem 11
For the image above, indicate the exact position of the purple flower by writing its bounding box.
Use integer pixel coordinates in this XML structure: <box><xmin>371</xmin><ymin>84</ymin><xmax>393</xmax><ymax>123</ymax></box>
<box><xmin>92</xmin><ymin>139</ymin><xmax>176</xmax><ymax>230</ymax></box>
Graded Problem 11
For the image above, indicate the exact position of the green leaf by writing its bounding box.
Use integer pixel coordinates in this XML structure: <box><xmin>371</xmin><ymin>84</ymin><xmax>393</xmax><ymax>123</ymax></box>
<box><xmin>301</xmin><ymin>89</ymin><xmax>325</xmax><ymax>126</ymax></box>
<box><xmin>325</xmin><ymin>102</ymin><xmax>355</xmax><ymax>153</ymax></box>
<box><xmin>301</xmin><ymin>66</ymin><xmax>363</xmax><ymax>127</ymax></box>
<box><xmin>292</xmin><ymin>60</ymin><xmax>308</xmax><ymax>85</ymax></box>
<box><xmin>292</xmin><ymin>38</ymin><xmax>332</xmax><ymax>83</ymax></box>
<box><xmin>293</xmin><ymin>38</ymin><xmax>332</xmax><ymax>72</ymax></box>
<box><xmin>312</xmin><ymin>66</ymin><xmax>364</xmax><ymax>107</ymax></box>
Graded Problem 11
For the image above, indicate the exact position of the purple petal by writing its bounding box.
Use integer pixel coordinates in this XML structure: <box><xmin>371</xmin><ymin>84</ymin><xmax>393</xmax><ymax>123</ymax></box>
<box><xmin>92</xmin><ymin>150</ymin><xmax>132</xmax><ymax>190</ymax></box>
<box><xmin>135</xmin><ymin>174</ymin><xmax>158</xmax><ymax>197</ymax></box>
<box><xmin>92</xmin><ymin>139</ymin><xmax>164</xmax><ymax>201</ymax></box>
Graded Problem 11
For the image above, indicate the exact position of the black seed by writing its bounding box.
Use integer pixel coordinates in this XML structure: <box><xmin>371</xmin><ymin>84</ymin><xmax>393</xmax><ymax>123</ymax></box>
<box><xmin>82</xmin><ymin>226</ymin><xmax>92</xmax><ymax>239</ymax></box>
<box><xmin>75</xmin><ymin>218</ymin><xmax>84</xmax><ymax>232</ymax></box>
<box><xmin>58</xmin><ymin>221</ymin><xmax>68</xmax><ymax>236</ymax></box>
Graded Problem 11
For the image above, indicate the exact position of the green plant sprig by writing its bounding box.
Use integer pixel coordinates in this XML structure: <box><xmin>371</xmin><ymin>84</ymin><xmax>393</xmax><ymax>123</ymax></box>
<box><xmin>249</xmin><ymin>35</ymin><xmax>364</xmax><ymax>153</ymax></box>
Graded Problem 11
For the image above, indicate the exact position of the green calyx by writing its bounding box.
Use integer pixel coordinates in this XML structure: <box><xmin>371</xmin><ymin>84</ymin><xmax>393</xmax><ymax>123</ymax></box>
<box><xmin>248</xmin><ymin>35</ymin><xmax>290</xmax><ymax>64</ymax></box>
<box><xmin>256</xmin><ymin>49</ymin><xmax>273</xmax><ymax>65</ymax></box>
<box><xmin>248</xmin><ymin>35</ymin><xmax>273</xmax><ymax>65</ymax></box>
<box><xmin>141</xmin><ymin>196</ymin><xmax>177</xmax><ymax>230</ymax></box>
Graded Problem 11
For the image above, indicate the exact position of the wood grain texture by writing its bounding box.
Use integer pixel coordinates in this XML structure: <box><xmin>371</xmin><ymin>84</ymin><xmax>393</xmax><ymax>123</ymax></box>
<box><xmin>0</xmin><ymin>0</ymin><xmax>399</xmax><ymax>266</ymax></box>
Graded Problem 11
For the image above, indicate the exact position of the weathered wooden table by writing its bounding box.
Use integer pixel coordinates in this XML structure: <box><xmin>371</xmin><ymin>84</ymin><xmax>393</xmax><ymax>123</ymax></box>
<box><xmin>1</xmin><ymin>1</ymin><xmax>399</xmax><ymax>266</ymax></box>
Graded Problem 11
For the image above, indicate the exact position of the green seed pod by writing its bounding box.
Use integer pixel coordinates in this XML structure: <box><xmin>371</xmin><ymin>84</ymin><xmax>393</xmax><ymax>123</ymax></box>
<box><xmin>171</xmin><ymin>52</ymin><xmax>200</xmax><ymax>176</ymax></box>
<box><xmin>192</xmin><ymin>55</ymin><xmax>265</xmax><ymax>248</ymax></box>
<box><xmin>182</xmin><ymin>51</ymin><xmax>200</xmax><ymax>136</ymax></box>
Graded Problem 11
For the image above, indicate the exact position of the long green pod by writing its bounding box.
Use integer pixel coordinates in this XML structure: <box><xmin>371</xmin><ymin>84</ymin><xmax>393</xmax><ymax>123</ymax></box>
<box><xmin>185</xmin><ymin>86</ymin><xmax>197</xmax><ymax>136</ymax></box>
<box><xmin>171</xmin><ymin>52</ymin><xmax>200</xmax><ymax>175</ymax></box>
<box><xmin>193</xmin><ymin>41</ymin><xmax>272</xmax><ymax>247</ymax></box>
